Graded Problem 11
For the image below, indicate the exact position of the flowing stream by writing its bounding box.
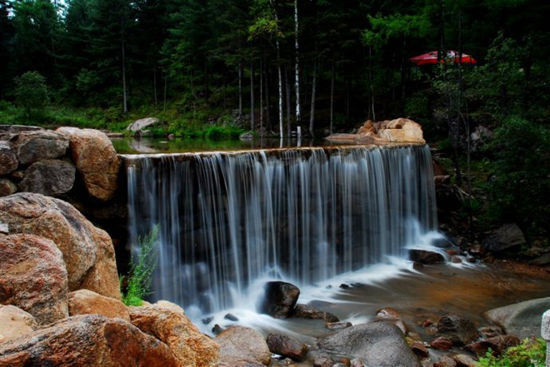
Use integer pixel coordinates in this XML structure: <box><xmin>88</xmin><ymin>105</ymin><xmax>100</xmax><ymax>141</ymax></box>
<box><xmin>125</xmin><ymin>145</ymin><xmax>440</xmax><ymax>318</ymax></box>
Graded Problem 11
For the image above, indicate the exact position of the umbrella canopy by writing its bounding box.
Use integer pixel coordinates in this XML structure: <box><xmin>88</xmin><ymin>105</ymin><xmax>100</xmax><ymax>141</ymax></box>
<box><xmin>410</xmin><ymin>50</ymin><xmax>477</xmax><ymax>66</ymax></box>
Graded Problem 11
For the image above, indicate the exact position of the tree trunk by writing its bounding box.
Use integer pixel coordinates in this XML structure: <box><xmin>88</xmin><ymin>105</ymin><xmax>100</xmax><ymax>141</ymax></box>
<box><xmin>294</xmin><ymin>0</ymin><xmax>301</xmax><ymax>126</ymax></box>
<box><xmin>238</xmin><ymin>62</ymin><xmax>243</xmax><ymax>117</ymax></box>
<box><xmin>260</xmin><ymin>58</ymin><xmax>264</xmax><ymax>135</ymax></box>
<box><xmin>285</xmin><ymin>65</ymin><xmax>292</xmax><ymax>137</ymax></box>
<box><xmin>270</xmin><ymin>0</ymin><xmax>285</xmax><ymax>138</ymax></box>
<box><xmin>121</xmin><ymin>38</ymin><xmax>128</xmax><ymax>113</ymax></box>
<box><xmin>250</xmin><ymin>63</ymin><xmax>255</xmax><ymax>131</ymax></box>
<box><xmin>153</xmin><ymin>68</ymin><xmax>158</xmax><ymax>107</ymax></box>
<box><xmin>330</xmin><ymin>62</ymin><xmax>335</xmax><ymax>134</ymax></box>
<box><xmin>369</xmin><ymin>46</ymin><xmax>376</xmax><ymax>121</ymax></box>
<box><xmin>309</xmin><ymin>60</ymin><xmax>318</xmax><ymax>137</ymax></box>
<box><xmin>163</xmin><ymin>75</ymin><xmax>167</xmax><ymax>112</ymax></box>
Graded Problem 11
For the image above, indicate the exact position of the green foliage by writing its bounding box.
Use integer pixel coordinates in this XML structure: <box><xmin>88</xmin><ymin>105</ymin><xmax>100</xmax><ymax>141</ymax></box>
<box><xmin>14</xmin><ymin>71</ymin><xmax>48</xmax><ymax>119</ymax></box>
<box><xmin>477</xmin><ymin>338</ymin><xmax>546</xmax><ymax>367</ymax></box>
<box><xmin>121</xmin><ymin>226</ymin><xmax>159</xmax><ymax>306</ymax></box>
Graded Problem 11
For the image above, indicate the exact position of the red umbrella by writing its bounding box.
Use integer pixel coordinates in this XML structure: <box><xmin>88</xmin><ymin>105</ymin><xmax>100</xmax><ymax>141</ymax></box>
<box><xmin>410</xmin><ymin>50</ymin><xmax>477</xmax><ymax>66</ymax></box>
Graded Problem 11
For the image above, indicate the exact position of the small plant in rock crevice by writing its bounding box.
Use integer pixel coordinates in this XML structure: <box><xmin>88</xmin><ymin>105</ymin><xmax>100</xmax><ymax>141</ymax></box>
<box><xmin>477</xmin><ymin>337</ymin><xmax>546</xmax><ymax>367</ymax></box>
<box><xmin>121</xmin><ymin>225</ymin><xmax>159</xmax><ymax>306</ymax></box>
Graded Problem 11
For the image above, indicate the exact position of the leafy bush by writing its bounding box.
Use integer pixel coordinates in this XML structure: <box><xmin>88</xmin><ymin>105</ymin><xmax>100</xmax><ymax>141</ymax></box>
<box><xmin>477</xmin><ymin>338</ymin><xmax>546</xmax><ymax>367</ymax></box>
<box><xmin>121</xmin><ymin>226</ymin><xmax>159</xmax><ymax>306</ymax></box>
<box><xmin>14</xmin><ymin>71</ymin><xmax>49</xmax><ymax>119</ymax></box>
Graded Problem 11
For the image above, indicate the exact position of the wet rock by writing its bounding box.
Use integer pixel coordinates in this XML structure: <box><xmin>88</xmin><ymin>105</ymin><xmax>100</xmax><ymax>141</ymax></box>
<box><xmin>0</xmin><ymin>234</ymin><xmax>68</xmax><ymax>324</ymax></box>
<box><xmin>530</xmin><ymin>252</ymin><xmax>550</xmax><ymax>266</ymax></box>
<box><xmin>350</xmin><ymin>358</ymin><xmax>366</xmax><ymax>367</ymax></box>
<box><xmin>212</xmin><ymin>324</ymin><xmax>224</xmax><ymax>335</ymax></box>
<box><xmin>0</xmin><ymin>193</ymin><xmax>121</xmax><ymax>299</ymax></box>
<box><xmin>0</xmin><ymin>315</ymin><xmax>179</xmax><ymax>367</ymax></box>
<box><xmin>430</xmin><ymin>336</ymin><xmax>454</xmax><ymax>350</ymax></box>
<box><xmin>69</xmin><ymin>289</ymin><xmax>130</xmax><ymax>321</ymax></box>
<box><xmin>466</xmin><ymin>335</ymin><xmax>520</xmax><ymax>356</ymax></box>
<box><xmin>339</xmin><ymin>283</ymin><xmax>351</xmax><ymax>289</ymax></box>
<box><xmin>433</xmin><ymin>355</ymin><xmax>457</xmax><ymax>367</ymax></box>
<box><xmin>19</xmin><ymin>159</ymin><xmax>75</xmax><ymax>196</ymax></box>
<box><xmin>478</xmin><ymin>325</ymin><xmax>504</xmax><ymax>339</ymax></box>
<box><xmin>452</xmin><ymin>354</ymin><xmax>477</xmax><ymax>367</ymax></box>
<box><xmin>313</xmin><ymin>355</ymin><xmax>333</xmax><ymax>367</ymax></box>
<box><xmin>127</xmin><ymin>117</ymin><xmax>160</xmax><ymax>132</ymax></box>
<box><xmin>224</xmin><ymin>313</ymin><xmax>239</xmax><ymax>321</ymax></box>
<box><xmin>259</xmin><ymin>281</ymin><xmax>300</xmax><ymax>319</ymax></box>
<box><xmin>482</xmin><ymin>223</ymin><xmax>526</xmax><ymax>253</ymax></box>
<box><xmin>410</xmin><ymin>341</ymin><xmax>429</xmax><ymax>359</ymax></box>
<box><xmin>0</xmin><ymin>141</ymin><xmax>18</xmax><ymax>175</ymax></box>
<box><xmin>0</xmin><ymin>178</ymin><xmax>17</xmax><ymax>197</ymax></box>
<box><xmin>317</xmin><ymin>321</ymin><xmax>420</xmax><ymax>367</ymax></box>
<box><xmin>13</xmin><ymin>130</ymin><xmax>69</xmax><ymax>165</ymax></box>
<box><xmin>266</xmin><ymin>334</ymin><xmax>309</xmax><ymax>362</ymax></box>
<box><xmin>292</xmin><ymin>304</ymin><xmax>339</xmax><ymax>323</ymax></box>
<box><xmin>436</xmin><ymin>314</ymin><xmax>480</xmax><ymax>345</ymax></box>
<box><xmin>216</xmin><ymin>326</ymin><xmax>271</xmax><ymax>365</ymax></box>
<box><xmin>451</xmin><ymin>256</ymin><xmax>462</xmax><ymax>264</ymax></box>
<box><xmin>375</xmin><ymin>307</ymin><xmax>407</xmax><ymax>333</ymax></box>
<box><xmin>433</xmin><ymin>237</ymin><xmax>454</xmax><ymax>248</ymax></box>
<box><xmin>0</xmin><ymin>305</ymin><xmax>37</xmax><ymax>344</ymax></box>
<box><xmin>57</xmin><ymin>127</ymin><xmax>120</xmax><ymax>201</ymax></box>
<box><xmin>203</xmin><ymin>316</ymin><xmax>214</xmax><ymax>324</ymax></box>
<box><xmin>326</xmin><ymin>322</ymin><xmax>352</xmax><ymax>330</ymax></box>
<box><xmin>409</xmin><ymin>249</ymin><xmax>445</xmax><ymax>265</ymax></box>
<box><xmin>484</xmin><ymin>297</ymin><xmax>550</xmax><ymax>339</ymax></box>
<box><xmin>0</xmin><ymin>125</ymin><xmax>42</xmax><ymax>133</ymax></box>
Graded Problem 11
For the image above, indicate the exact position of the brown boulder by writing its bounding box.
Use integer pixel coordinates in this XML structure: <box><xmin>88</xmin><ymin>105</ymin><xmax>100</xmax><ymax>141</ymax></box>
<box><xmin>19</xmin><ymin>159</ymin><xmax>76</xmax><ymax>196</ymax></box>
<box><xmin>13</xmin><ymin>130</ymin><xmax>69</xmax><ymax>165</ymax></box>
<box><xmin>0</xmin><ymin>179</ymin><xmax>17</xmax><ymax>197</ymax></box>
<box><xmin>326</xmin><ymin>118</ymin><xmax>426</xmax><ymax>144</ymax></box>
<box><xmin>129</xmin><ymin>302</ymin><xmax>219</xmax><ymax>367</ymax></box>
<box><xmin>266</xmin><ymin>333</ymin><xmax>309</xmax><ymax>362</ymax></box>
<box><xmin>0</xmin><ymin>315</ymin><xmax>179</xmax><ymax>367</ymax></box>
<box><xmin>56</xmin><ymin>127</ymin><xmax>120</xmax><ymax>201</ymax></box>
<box><xmin>0</xmin><ymin>193</ymin><xmax>120</xmax><ymax>299</ymax></box>
<box><xmin>292</xmin><ymin>303</ymin><xmax>339</xmax><ymax>323</ymax></box>
<box><xmin>68</xmin><ymin>289</ymin><xmax>130</xmax><ymax>321</ymax></box>
<box><xmin>260</xmin><ymin>281</ymin><xmax>300</xmax><ymax>319</ymax></box>
<box><xmin>409</xmin><ymin>249</ymin><xmax>445</xmax><ymax>265</ymax></box>
<box><xmin>430</xmin><ymin>336</ymin><xmax>453</xmax><ymax>350</ymax></box>
<box><xmin>0</xmin><ymin>141</ymin><xmax>18</xmax><ymax>175</ymax></box>
<box><xmin>0</xmin><ymin>305</ymin><xmax>37</xmax><ymax>344</ymax></box>
<box><xmin>437</xmin><ymin>314</ymin><xmax>480</xmax><ymax>346</ymax></box>
<box><xmin>216</xmin><ymin>326</ymin><xmax>271</xmax><ymax>366</ymax></box>
<box><xmin>0</xmin><ymin>234</ymin><xmax>68</xmax><ymax>324</ymax></box>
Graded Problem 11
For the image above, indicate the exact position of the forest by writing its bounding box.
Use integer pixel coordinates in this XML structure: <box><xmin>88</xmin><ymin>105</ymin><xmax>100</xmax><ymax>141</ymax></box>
<box><xmin>1</xmin><ymin>0</ymin><xmax>550</xmax><ymax>246</ymax></box>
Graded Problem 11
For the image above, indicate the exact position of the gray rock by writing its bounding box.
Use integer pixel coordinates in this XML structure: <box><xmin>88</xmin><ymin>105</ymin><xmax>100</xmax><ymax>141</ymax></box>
<box><xmin>259</xmin><ymin>281</ymin><xmax>300</xmax><ymax>319</ymax></box>
<box><xmin>485</xmin><ymin>297</ymin><xmax>550</xmax><ymax>339</ymax></box>
<box><xmin>317</xmin><ymin>321</ymin><xmax>420</xmax><ymax>367</ymax></box>
<box><xmin>14</xmin><ymin>131</ymin><xmax>69</xmax><ymax>165</ymax></box>
<box><xmin>216</xmin><ymin>326</ymin><xmax>271</xmax><ymax>365</ymax></box>
<box><xmin>437</xmin><ymin>314</ymin><xmax>480</xmax><ymax>346</ymax></box>
<box><xmin>530</xmin><ymin>252</ymin><xmax>550</xmax><ymax>266</ymax></box>
<box><xmin>19</xmin><ymin>159</ymin><xmax>76</xmax><ymax>196</ymax></box>
<box><xmin>0</xmin><ymin>125</ymin><xmax>42</xmax><ymax>133</ymax></box>
<box><xmin>0</xmin><ymin>141</ymin><xmax>18</xmax><ymax>175</ymax></box>
<box><xmin>292</xmin><ymin>303</ymin><xmax>339</xmax><ymax>323</ymax></box>
<box><xmin>0</xmin><ymin>222</ymin><xmax>7</xmax><ymax>234</ymax></box>
<box><xmin>483</xmin><ymin>223</ymin><xmax>526</xmax><ymax>253</ymax></box>
<box><xmin>0</xmin><ymin>178</ymin><xmax>17</xmax><ymax>197</ymax></box>
<box><xmin>127</xmin><ymin>117</ymin><xmax>160</xmax><ymax>132</ymax></box>
<box><xmin>409</xmin><ymin>249</ymin><xmax>445</xmax><ymax>265</ymax></box>
<box><xmin>542</xmin><ymin>310</ymin><xmax>550</xmax><ymax>340</ymax></box>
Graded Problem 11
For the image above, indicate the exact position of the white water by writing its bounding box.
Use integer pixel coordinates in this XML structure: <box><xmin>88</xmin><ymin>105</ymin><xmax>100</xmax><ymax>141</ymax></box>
<box><xmin>126</xmin><ymin>145</ymin><xmax>439</xmax><ymax>325</ymax></box>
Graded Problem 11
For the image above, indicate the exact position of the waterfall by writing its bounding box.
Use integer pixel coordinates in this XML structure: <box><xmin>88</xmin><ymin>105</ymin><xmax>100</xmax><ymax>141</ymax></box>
<box><xmin>126</xmin><ymin>145</ymin><xmax>437</xmax><ymax>313</ymax></box>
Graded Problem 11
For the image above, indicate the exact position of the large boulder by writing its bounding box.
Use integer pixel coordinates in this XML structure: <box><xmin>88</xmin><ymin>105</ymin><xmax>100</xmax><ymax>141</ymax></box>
<box><xmin>266</xmin><ymin>333</ymin><xmax>309</xmax><ymax>362</ymax></box>
<box><xmin>0</xmin><ymin>305</ymin><xmax>37</xmax><ymax>344</ymax></box>
<box><xmin>127</xmin><ymin>117</ymin><xmax>160</xmax><ymax>132</ymax></box>
<box><xmin>409</xmin><ymin>249</ymin><xmax>445</xmax><ymax>265</ymax></box>
<box><xmin>0</xmin><ymin>234</ymin><xmax>68</xmax><ymax>324</ymax></box>
<box><xmin>484</xmin><ymin>297</ymin><xmax>550</xmax><ymax>339</ymax></box>
<box><xmin>317</xmin><ymin>321</ymin><xmax>420</xmax><ymax>367</ymax></box>
<box><xmin>56</xmin><ymin>127</ymin><xmax>120</xmax><ymax>201</ymax></box>
<box><xmin>0</xmin><ymin>141</ymin><xmax>18</xmax><ymax>175</ymax></box>
<box><xmin>291</xmin><ymin>304</ymin><xmax>339</xmax><ymax>323</ymax></box>
<box><xmin>13</xmin><ymin>130</ymin><xmax>69</xmax><ymax>165</ymax></box>
<box><xmin>436</xmin><ymin>314</ymin><xmax>480</xmax><ymax>346</ymax></box>
<box><xmin>129</xmin><ymin>302</ymin><xmax>219</xmax><ymax>367</ymax></box>
<box><xmin>19</xmin><ymin>159</ymin><xmax>75</xmax><ymax>196</ymax></box>
<box><xmin>482</xmin><ymin>224</ymin><xmax>526</xmax><ymax>253</ymax></box>
<box><xmin>326</xmin><ymin>118</ymin><xmax>425</xmax><ymax>145</ymax></box>
<box><xmin>68</xmin><ymin>289</ymin><xmax>130</xmax><ymax>321</ymax></box>
<box><xmin>0</xmin><ymin>193</ymin><xmax>120</xmax><ymax>299</ymax></box>
<box><xmin>259</xmin><ymin>281</ymin><xmax>300</xmax><ymax>319</ymax></box>
<box><xmin>0</xmin><ymin>315</ymin><xmax>179</xmax><ymax>367</ymax></box>
<box><xmin>216</xmin><ymin>326</ymin><xmax>271</xmax><ymax>366</ymax></box>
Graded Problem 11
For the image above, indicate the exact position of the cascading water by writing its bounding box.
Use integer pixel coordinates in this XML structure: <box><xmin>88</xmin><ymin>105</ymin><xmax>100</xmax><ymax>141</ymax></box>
<box><xmin>125</xmin><ymin>145</ymin><xmax>438</xmax><ymax>315</ymax></box>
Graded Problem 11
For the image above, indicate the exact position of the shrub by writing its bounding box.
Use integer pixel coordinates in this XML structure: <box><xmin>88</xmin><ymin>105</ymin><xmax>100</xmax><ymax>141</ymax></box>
<box><xmin>14</xmin><ymin>71</ymin><xmax>48</xmax><ymax>119</ymax></box>
<box><xmin>477</xmin><ymin>338</ymin><xmax>546</xmax><ymax>367</ymax></box>
<box><xmin>121</xmin><ymin>226</ymin><xmax>159</xmax><ymax>306</ymax></box>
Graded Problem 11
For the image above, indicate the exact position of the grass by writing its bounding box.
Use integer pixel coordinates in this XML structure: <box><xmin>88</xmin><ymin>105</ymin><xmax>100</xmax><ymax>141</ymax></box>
<box><xmin>121</xmin><ymin>226</ymin><xmax>159</xmax><ymax>307</ymax></box>
<box><xmin>477</xmin><ymin>338</ymin><xmax>546</xmax><ymax>367</ymax></box>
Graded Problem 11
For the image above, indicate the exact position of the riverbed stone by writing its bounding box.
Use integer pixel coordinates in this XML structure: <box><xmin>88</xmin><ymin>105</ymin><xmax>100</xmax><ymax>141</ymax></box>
<box><xmin>485</xmin><ymin>297</ymin><xmax>550</xmax><ymax>339</ymax></box>
<box><xmin>0</xmin><ymin>234</ymin><xmax>69</xmax><ymax>324</ymax></box>
<box><xmin>0</xmin><ymin>315</ymin><xmax>179</xmax><ymax>367</ymax></box>
<box><xmin>129</xmin><ymin>303</ymin><xmax>219</xmax><ymax>367</ymax></box>
<box><xmin>0</xmin><ymin>192</ymin><xmax>120</xmax><ymax>299</ymax></box>
<box><xmin>13</xmin><ymin>130</ymin><xmax>69</xmax><ymax>165</ymax></box>
<box><xmin>266</xmin><ymin>333</ymin><xmax>309</xmax><ymax>362</ymax></box>
<box><xmin>409</xmin><ymin>249</ymin><xmax>445</xmax><ymax>265</ymax></box>
<box><xmin>466</xmin><ymin>335</ymin><xmax>520</xmax><ymax>356</ymax></box>
<box><xmin>260</xmin><ymin>281</ymin><xmax>300</xmax><ymax>319</ymax></box>
<box><xmin>0</xmin><ymin>178</ymin><xmax>17</xmax><ymax>197</ymax></box>
<box><xmin>436</xmin><ymin>314</ymin><xmax>480</xmax><ymax>345</ymax></box>
<box><xmin>217</xmin><ymin>326</ymin><xmax>271</xmax><ymax>365</ymax></box>
<box><xmin>317</xmin><ymin>321</ymin><xmax>421</xmax><ymax>367</ymax></box>
<box><xmin>482</xmin><ymin>223</ymin><xmax>526</xmax><ymax>253</ymax></box>
<box><xmin>56</xmin><ymin>127</ymin><xmax>120</xmax><ymax>201</ymax></box>
<box><xmin>0</xmin><ymin>141</ymin><xmax>18</xmax><ymax>175</ymax></box>
<box><xmin>0</xmin><ymin>305</ymin><xmax>38</xmax><ymax>344</ymax></box>
<box><xmin>292</xmin><ymin>303</ymin><xmax>339</xmax><ymax>323</ymax></box>
<box><xmin>19</xmin><ymin>159</ymin><xmax>75</xmax><ymax>196</ymax></box>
